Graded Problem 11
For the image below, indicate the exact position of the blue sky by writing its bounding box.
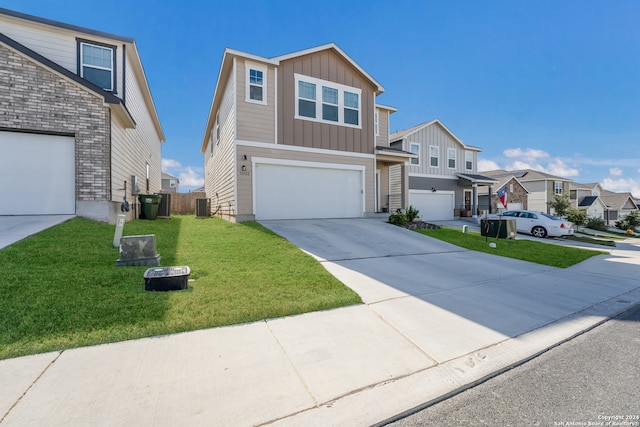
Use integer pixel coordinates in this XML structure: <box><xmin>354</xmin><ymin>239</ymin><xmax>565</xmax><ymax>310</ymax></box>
<box><xmin>5</xmin><ymin>1</ymin><xmax>640</xmax><ymax>195</ymax></box>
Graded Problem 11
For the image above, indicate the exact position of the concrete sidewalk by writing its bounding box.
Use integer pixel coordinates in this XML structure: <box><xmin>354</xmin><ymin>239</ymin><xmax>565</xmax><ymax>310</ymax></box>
<box><xmin>2</xmin><ymin>220</ymin><xmax>640</xmax><ymax>426</ymax></box>
<box><xmin>0</xmin><ymin>215</ymin><xmax>74</xmax><ymax>250</ymax></box>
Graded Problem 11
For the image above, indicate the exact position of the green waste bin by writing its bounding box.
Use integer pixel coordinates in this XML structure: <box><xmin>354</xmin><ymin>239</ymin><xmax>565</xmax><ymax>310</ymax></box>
<box><xmin>138</xmin><ymin>194</ymin><xmax>162</xmax><ymax>220</ymax></box>
<box><xmin>481</xmin><ymin>218</ymin><xmax>516</xmax><ymax>239</ymax></box>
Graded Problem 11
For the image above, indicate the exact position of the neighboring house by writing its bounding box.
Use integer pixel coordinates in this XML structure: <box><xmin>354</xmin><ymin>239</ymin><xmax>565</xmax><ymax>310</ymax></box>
<box><xmin>477</xmin><ymin>172</ymin><xmax>529</xmax><ymax>213</ymax></box>
<box><xmin>600</xmin><ymin>190</ymin><xmax>639</xmax><ymax>226</ymax></box>
<box><xmin>389</xmin><ymin>119</ymin><xmax>496</xmax><ymax>220</ymax></box>
<box><xmin>200</xmin><ymin>43</ymin><xmax>414</xmax><ymax>221</ymax></box>
<box><xmin>569</xmin><ymin>182</ymin><xmax>607</xmax><ymax>219</ymax></box>
<box><xmin>161</xmin><ymin>172</ymin><xmax>180</xmax><ymax>193</ymax></box>
<box><xmin>0</xmin><ymin>8</ymin><xmax>164</xmax><ymax>223</ymax></box>
<box><xmin>482</xmin><ymin>169</ymin><xmax>573</xmax><ymax>215</ymax></box>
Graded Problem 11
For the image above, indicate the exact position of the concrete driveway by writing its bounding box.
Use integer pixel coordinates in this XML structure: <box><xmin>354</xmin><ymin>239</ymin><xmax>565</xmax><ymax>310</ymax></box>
<box><xmin>0</xmin><ymin>215</ymin><xmax>74</xmax><ymax>250</ymax></box>
<box><xmin>260</xmin><ymin>218</ymin><xmax>640</xmax><ymax>362</ymax></box>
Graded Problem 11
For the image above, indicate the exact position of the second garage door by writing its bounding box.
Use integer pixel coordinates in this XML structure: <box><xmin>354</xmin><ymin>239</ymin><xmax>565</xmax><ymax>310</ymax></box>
<box><xmin>409</xmin><ymin>190</ymin><xmax>455</xmax><ymax>221</ymax></box>
<box><xmin>254</xmin><ymin>160</ymin><xmax>364</xmax><ymax>220</ymax></box>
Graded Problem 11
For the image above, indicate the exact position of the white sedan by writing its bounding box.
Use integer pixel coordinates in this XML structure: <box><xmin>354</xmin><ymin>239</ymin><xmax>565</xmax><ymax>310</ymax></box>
<box><xmin>484</xmin><ymin>210</ymin><xmax>574</xmax><ymax>238</ymax></box>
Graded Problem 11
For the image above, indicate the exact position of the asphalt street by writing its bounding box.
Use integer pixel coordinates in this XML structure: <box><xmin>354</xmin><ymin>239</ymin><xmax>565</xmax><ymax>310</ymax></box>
<box><xmin>386</xmin><ymin>303</ymin><xmax>640</xmax><ymax>427</ymax></box>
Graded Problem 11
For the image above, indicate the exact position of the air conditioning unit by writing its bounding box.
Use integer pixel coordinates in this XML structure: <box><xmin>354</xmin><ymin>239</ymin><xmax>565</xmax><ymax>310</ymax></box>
<box><xmin>195</xmin><ymin>198</ymin><xmax>211</xmax><ymax>218</ymax></box>
<box><xmin>157</xmin><ymin>193</ymin><xmax>171</xmax><ymax>218</ymax></box>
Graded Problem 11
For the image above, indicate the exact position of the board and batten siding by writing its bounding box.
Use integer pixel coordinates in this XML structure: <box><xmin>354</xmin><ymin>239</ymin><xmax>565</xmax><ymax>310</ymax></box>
<box><xmin>406</xmin><ymin>122</ymin><xmax>475</xmax><ymax>176</ymax></box>
<box><xmin>389</xmin><ymin>164</ymin><xmax>404</xmax><ymax>212</ymax></box>
<box><xmin>375</xmin><ymin>107</ymin><xmax>390</xmax><ymax>147</ymax></box>
<box><xmin>277</xmin><ymin>49</ymin><xmax>376</xmax><ymax>154</ymax></box>
<box><xmin>0</xmin><ymin>15</ymin><xmax>126</xmax><ymax>96</ymax></box>
<box><xmin>111</xmin><ymin>53</ymin><xmax>162</xmax><ymax>207</ymax></box>
<box><xmin>235</xmin><ymin>144</ymin><xmax>375</xmax><ymax>219</ymax></box>
<box><xmin>235</xmin><ymin>59</ymin><xmax>275</xmax><ymax>143</ymax></box>
<box><xmin>205</xmin><ymin>70</ymin><xmax>236</xmax><ymax>220</ymax></box>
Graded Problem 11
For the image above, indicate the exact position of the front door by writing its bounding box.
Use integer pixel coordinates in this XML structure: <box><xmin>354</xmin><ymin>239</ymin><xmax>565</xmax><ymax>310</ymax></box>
<box><xmin>464</xmin><ymin>189</ymin><xmax>471</xmax><ymax>210</ymax></box>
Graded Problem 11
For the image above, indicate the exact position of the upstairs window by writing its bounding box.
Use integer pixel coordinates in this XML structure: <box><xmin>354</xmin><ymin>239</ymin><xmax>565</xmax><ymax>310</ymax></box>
<box><xmin>447</xmin><ymin>148</ymin><xmax>456</xmax><ymax>169</ymax></box>
<box><xmin>80</xmin><ymin>41</ymin><xmax>114</xmax><ymax>91</ymax></box>
<box><xmin>554</xmin><ymin>181</ymin><xmax>563</xmax><ymax>195</ymax></box>
<box><xmin>465</xmin><ymin>151</ymin><xmax>473</xmax><ymax>170</ymax></box>
<box><xmin>246</xmin><ymin>63</ymin><xmax>267</xmax><ymax>104</ymax></box>
<box><xmin>410</xmin><ymin>143</ymin><xmax>420</xmax><ymax>165</ymax></box>
<box><xmin>295</xmin><ymin>74</ymin><xmax>361</xmax><ymax>128</ymax></box>
<box><xmin>429</xmin><ymin>145</ymin><xmax>439</xmax><ymax>167</ymax></box>
<box><xmin>374</xmin><ymin>112</ymin><xmax>379</xmax><ymax>136</ymax></box>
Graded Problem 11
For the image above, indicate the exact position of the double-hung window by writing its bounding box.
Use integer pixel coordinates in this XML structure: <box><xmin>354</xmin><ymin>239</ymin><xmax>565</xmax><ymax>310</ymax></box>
<box><xmin>410</xmin><ymin>143</ymin><xmax>420</xmax><ymax>165</ymax></box>
<box><xmin>246</xmin><ymin>62</ymin><xmax>267</xmax><ymax>104</ymax></box>
<box><xmin>554</xmin><ymin>181</ymin><xmax>563</xmax><ymax>195</ymax></box>
<box><xmin>429</xmin><ymin>146</ymin><xmax>439</xmax><ymax>167</ymax></box>
<box><xmin>465</xmin><ymin>151</ymin><xmax>473</xmax><ymax>170</ymax></box>
<box><xmin>447</xmin><ymin>148</ymin><xmax>456</xmax><ymax>169</ymax></box>
<box><xmin>80</xmin><ymin>41</ymin><xmax>115</xmax><ymax>91</ymax></box>
<box><xmin>295</xmin><ymin>74</ymin><xmax>361</xmax><ymax>128</ymax></box>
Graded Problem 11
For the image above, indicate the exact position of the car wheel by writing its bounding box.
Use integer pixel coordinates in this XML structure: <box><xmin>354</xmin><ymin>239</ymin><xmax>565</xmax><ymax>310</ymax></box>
<box><xmin>532</xmin><ymin>226</ymin><xmax>547</xmax><ymax>238</ymax></box>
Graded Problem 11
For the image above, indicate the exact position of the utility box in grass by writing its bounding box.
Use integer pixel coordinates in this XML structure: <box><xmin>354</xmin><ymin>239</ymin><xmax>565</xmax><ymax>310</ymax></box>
<box><xmin>144</xmin><ymin>266</ymin><xmax>190</xmax><ymax>291</ymax></box>
<box><xmin>481</xmin><ymin>219</ymin><xmax>517</xmax><ymax>239</ymax></box>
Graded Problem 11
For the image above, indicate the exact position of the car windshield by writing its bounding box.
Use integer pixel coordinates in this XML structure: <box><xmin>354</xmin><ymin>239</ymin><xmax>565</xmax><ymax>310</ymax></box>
<box><xmin>541</xmin><ymin>213</ymin><xmax>560</xmax><ymax>220</ymax></box>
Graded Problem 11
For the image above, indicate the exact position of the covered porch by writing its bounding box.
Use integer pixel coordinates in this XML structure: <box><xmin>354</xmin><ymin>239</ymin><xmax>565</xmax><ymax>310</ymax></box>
<box><xmin>457</xmin><ymin>173</ymin><xmax>498</xmax><ymax>218</ymax></box>
<box><xmin>375</xmin><ymin>146</ymin><xmax>416</xmax><ymax>213</ymax></box>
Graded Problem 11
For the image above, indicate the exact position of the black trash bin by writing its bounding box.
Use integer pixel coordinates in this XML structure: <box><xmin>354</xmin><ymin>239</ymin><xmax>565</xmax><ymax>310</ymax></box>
<box><xmin>138</xmin><ymin>194</ymin><xmax>162</xmax><ymax>220</ymax></box>
<box><xmin>481</xmin><ymin>218</ymin><xmax>516</xmax><ymax>239</ymax></box>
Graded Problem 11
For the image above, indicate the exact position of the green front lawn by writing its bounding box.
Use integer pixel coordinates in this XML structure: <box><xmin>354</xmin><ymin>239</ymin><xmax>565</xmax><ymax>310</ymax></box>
<box><xmin>0</xmin><ymin>216</ymin><xmax>360</xmax><ymax>360</ymax></box>
<box><xmin>416</xmin><ymin>227</ymin><xmax>606</xmax><ymax>268</ymax></box>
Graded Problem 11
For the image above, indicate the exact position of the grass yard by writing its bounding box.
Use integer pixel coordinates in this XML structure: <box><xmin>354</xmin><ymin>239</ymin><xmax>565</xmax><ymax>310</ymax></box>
<box><xmin>416</xmin><ymin>227</ymin><xmax>606</xmax><ymax>268</ymax></box>
<box><xmin>0</xmin><ymin>216</ymin><xmax>361</xmax><ymax>360</ymax></box>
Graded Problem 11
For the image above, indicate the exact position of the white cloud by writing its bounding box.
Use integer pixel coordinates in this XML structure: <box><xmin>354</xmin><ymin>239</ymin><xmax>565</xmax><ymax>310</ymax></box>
<box><xmin>545</xmin><ymin>159</ymin><xmax>579</xmax><ymax>177</ymax></box>
<box><xmin>610</xmin><ymin>167</ymin><xmax>623</xmax><ymax>176</ymax></box>
<box><xmin>506</xmin><ymin>160</ymin><xmax>538</xmax><ymax>171</ymax></box>
<box><xmin>503</xmin><ymin>148</ymin><xmax>549</xmax><ymax>162</ymax></box>
<box><xmin>601</xmin><ymin>177</ymin><xmax>640</xmax><ymax>197</ymax></box>
<box><xmin>162</xmin><ymin>158</ymin><xmax>182</xmax><ymax>170</ymax></box>
<box><xmin>178</xmin><ymin>167</ymin><xmax>204</xmax><ymax>187</ymax></box>
<box><xmin>477</xmin><ymin>159</ymin><xmax>500</xmax><ymax>172</ymax></box>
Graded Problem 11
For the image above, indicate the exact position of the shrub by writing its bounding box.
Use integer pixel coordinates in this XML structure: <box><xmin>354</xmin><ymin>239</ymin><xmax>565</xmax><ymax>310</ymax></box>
<box><xmin>615</xmin><ymin>210</ymin><xmax>640</xmax><ymax>231</ymax></box>
<box><xmin>405</xmin><ymin>205</ymin><xmax>420</xmax><ymax>222</ymax></box>
<box><xmin>388</xmin><ymin>212</ymin><xmax>408</xmax><ymax>226</ymax></box>
<box><xmin>566</xmin><ymin>207</ymin><xmax>587</xmax><ymax>229</ymax></box>
<box><xmin>585</xmin><ymin>217</ymin><xmax>607</xmax><ymax>231</ymax></box>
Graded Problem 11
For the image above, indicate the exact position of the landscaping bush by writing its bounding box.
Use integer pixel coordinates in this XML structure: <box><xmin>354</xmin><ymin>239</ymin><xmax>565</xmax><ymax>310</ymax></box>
<box><xmin>566</xmin><ymin>207</ymin><xmax>587</xmax><ymax>230</ymax></box>
<box><xmin>405</xmin><ymin>205</ymin><xmax>420</xmax><ymax>222</ymax></box>
<box><xmin>585</xmin><ymin>217</ymin><xmax>607</xmax><ymax>231</ymax></box>
<box><xmin>388</xmin><ymin>211</ymin><xmax>408</xmax><ymax>226</ymax></box>
<box><xmin>615</xmin><ymin>210</ymin><xmax>640</xmax><ymax>231</ymax></box>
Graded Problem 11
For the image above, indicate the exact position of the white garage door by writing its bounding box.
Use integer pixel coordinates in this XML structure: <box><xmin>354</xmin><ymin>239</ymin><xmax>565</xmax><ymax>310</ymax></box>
<box><xmin>409</xmin><ymin>190</ymin><xmax>455</xmax><ymax>221</ymax></box>
<box><xmin>0</xmin><ymin>131</ymin><xmax>75</xmax><ymax>215</ymax></box>
<box><xmin>254</xmin><ymin>160</ymin><xmax>363</xmax><ymax>220</ymax></box>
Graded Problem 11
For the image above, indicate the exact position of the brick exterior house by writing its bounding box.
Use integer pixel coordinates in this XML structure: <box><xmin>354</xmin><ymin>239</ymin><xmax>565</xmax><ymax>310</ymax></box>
<box><xmin>0</xmin><ymin>8</ymin><xmax>164</xmax><ymax>223</ymax></box>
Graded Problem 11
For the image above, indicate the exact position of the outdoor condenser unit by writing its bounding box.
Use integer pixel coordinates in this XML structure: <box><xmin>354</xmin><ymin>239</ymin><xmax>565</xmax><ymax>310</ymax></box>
<box><xmin>195</xmin><ymin>198</ymin><xmax>211</xmax><ymax>218</ymax></box>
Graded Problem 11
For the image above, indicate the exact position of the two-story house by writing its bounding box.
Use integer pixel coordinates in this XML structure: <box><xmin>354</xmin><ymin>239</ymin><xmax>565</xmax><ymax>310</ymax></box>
<box><xmin>0</xmin><ymin>8</ymin><xmax>164</xmax><ymax>223</ymax></box>
<box><xmin>161</xmin><ymin>172</ymin><xmax>180</xmax><ymax>193</ymax></box>
<box><xmin>482</xmin><ymin>169</ymin><xmax>573</xmax><ymax>215</ymax></box>
<box><xmin>389</xmin><ymin>119</ymin><xmax>495</xmax><ymax>220</ymax></box>
<box><xmin>569</xmin><ymin>182</ymin><xmax>607</xmax><ymax>219</ymax></box>
<box><xmin>600</xmin><ymin>190</ymin><xmax>638</xmax><ymax>226</ymax></box>
<box><xmin>200</xmin><ymin>43</ymin><xmax>414</xmax><ymax>221</ymax></box>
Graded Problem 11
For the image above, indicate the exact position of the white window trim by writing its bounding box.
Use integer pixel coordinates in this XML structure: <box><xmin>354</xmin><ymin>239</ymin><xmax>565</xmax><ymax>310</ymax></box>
<box><xmin>294</xmin><ymin>73</ymin><xmax>362</xmax><ymax>129</ymax></box>
<box><xmin>447</xmin><ymin>148</ymin><xmax>456</xmax><ymax>169</ymax></box>
<box><xmin>245</xmin><ymin>61</ymin><xmax>267</xmax><ymax>105</ymax></box>
<box><xmin>80</xmin><ymin>42</ymin><xmax>114</xmax><ymax>91</ymax></box>
<box><xmin>410</xmin><ymin>143</ymin><xmax>420</xmax><ymax>166</ymax></box>
<box><xmin>465</xmin><ymin>151</ymin><xmax>473</xmax><ymax>171</ymax></box>
<box><xmin>554</xmin><ymin>181</ymin><xmax>563</xmax><ymax>195</ymax></box>
<box><xmin>374</xmin><ymin>111</ymin><xmax>379</xmax><ymax>136</ymax></box>
<box><xmin>429</xmin><ymin>145</ymin><xmax>439</xmax><ymax>168</ymax></box>
<box><xmin>169</xmin><ymin>179</ymin><xmax>177</xmax><ymax>188</ymax></box>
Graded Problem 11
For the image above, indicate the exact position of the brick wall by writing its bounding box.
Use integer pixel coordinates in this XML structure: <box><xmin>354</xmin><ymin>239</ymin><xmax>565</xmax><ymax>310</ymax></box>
<box><xmin>0</xmin><ymin>43</ymin><xmax>111</xmax><ymax>201</ymax></box>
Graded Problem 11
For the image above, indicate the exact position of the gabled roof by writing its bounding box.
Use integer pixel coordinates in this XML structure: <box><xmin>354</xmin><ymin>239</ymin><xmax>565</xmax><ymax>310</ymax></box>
<box><xmin>389</xmin><ymin>119</ymin><xmax>482</xmax><ymax>152</ymax></box>
<box><xmin>202</xmin><ymin>43</ymin><xmax>383</xmax><ymax>151</ymax></box>
<box><xmin>376</xmin><ymin>103</ymin><xmax>397</xmax><ymax>113</ymax></box>
<box><xmin>0</xmin><ymin>7</ymin><xmax>165</xmax><ymax>142</ymax></box>
<box><xmin>162</xmin><ymin>172</ymin><xmax>179</xmax><ymax>181</ymax></box>
<box><xmin>600</xmin><ymin>190</ymin><xmax>639</xmax><ymax>211</ymax></box>
<box><xmin>570</xmin><ymin>182</ymin><xmax>601</xmax><ymax>191</ymax></box>
<box><xmin>477</xmin><ymin>174</ymin><xmax>529</xmax><ymax>195</ymax></box>
<box><xmin>482</xmin><ymin>169</ymin><xmax>572</xmax><ymax>182</ymax></box>
<box><xmin>0</xmin><ymin>32</ymin><xmax>136</xmax><ymax>128</ymax></box>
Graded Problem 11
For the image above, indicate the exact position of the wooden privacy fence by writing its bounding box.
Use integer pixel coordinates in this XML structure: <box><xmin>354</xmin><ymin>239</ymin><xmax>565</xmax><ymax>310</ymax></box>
<box><xmin>164</xmin><ymin>192</ymin><xmax>207</xmax><ymax>215</ymax></box>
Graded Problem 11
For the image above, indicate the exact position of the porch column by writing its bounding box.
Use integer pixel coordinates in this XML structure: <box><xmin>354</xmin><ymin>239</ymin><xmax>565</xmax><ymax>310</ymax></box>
<box><xmin>472</xmin><ymin>183</ymin><xmax>478</xmax><ymax>218</ymax></box>
<box><xmin>487</xmin><ymin>185</ymin><xmax>493</xmax><ymax>214</ymax></box>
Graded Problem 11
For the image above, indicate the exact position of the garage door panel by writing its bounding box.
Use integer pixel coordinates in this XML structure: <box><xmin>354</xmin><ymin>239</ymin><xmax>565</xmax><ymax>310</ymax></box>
<box><xmin>255</xmin><ymin>163</ymin><xmax>363</xmax><ymax>220</ymax></box>
<box><xmin>409</xmin><ymin>191</ymin><xmax>454</xmax><ymax>221</ymax></box>
<box><xmin>0</xmin><ymin>132</ymin><xmax>75</xmax><ymax>215</ymax></box>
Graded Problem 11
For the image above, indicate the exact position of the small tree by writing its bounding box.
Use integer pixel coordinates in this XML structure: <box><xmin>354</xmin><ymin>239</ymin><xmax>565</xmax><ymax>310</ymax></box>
<box><xmin>616</xmin><ymin>210</ymin><xmax>640</xmax><ymax>231</ymax></box>
<box><xmin>548</xmin><ymin>194</ymin><xmax>571</xmax><ymax>217</ymax></box>
<box><xmin>566</xmin><ymin>207</ymin><xmax>587</xmax><ymax>230</ymax></box>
